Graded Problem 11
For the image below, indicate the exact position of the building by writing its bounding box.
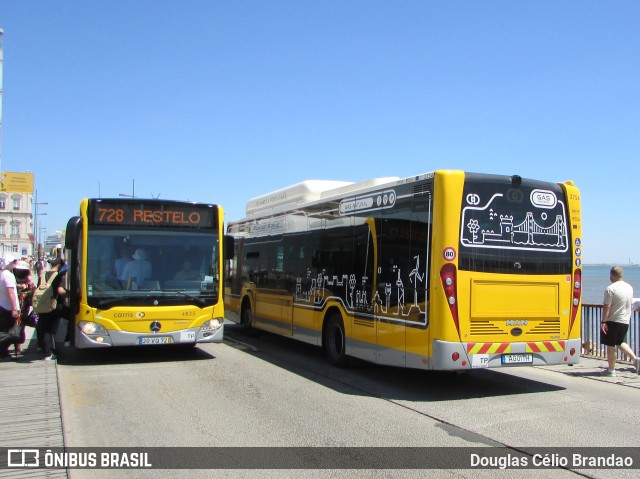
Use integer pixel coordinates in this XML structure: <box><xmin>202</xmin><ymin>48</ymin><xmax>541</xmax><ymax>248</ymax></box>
<box><xmin>0</xmin><ymin>190</ymin><xmax>34</xmax><ymax>257</ymax></box>
<box><xmin>43</xmin><ymin>231</ymin><xmax>64</xmax><ymax>255</ymax></box>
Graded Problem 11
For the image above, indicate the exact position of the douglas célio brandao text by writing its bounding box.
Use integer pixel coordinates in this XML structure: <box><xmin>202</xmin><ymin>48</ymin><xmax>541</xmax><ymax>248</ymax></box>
<box><xmin>470</xmin><ymin>452</ymin><xmax>634</xmax><ymax>469</ymax></box>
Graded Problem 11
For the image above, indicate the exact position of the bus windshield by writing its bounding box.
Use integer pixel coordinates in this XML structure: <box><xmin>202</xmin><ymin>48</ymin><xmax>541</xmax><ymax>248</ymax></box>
<box><xmin>85</xmin><ymin>228</ymin><xmax>220</xmax><ymax>308</ymax></box>
<box><xmin>458</xmin><ymin>174</ymin><xmax>572</xmax><ymax>275</ymax></box>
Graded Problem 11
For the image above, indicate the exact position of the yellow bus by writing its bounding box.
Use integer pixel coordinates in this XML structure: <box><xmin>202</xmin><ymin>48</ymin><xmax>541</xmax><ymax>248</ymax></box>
<box><xmin>225</xmin><ymin>171</ymin><xmax>582</xmax><ymax>370</ymax></box>
<box><xmin>64</xmin><ymin>198</ymin><xmax>231</xmax><ymax>349</ymax></box>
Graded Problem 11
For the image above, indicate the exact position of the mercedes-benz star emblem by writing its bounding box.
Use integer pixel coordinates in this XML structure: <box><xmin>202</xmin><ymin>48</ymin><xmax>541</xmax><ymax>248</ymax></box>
<box><xmin>150</xmin><ymin>321</ymin><xmax>161</xmax><ymax>332</ymax></box>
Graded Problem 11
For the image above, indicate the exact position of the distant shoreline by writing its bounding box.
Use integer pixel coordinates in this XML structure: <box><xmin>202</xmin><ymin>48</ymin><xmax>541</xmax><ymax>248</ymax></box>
<box><xmin>583</xmin><ymin>263</ymin><xmax>639</xmax><ymax>267</ymax></box>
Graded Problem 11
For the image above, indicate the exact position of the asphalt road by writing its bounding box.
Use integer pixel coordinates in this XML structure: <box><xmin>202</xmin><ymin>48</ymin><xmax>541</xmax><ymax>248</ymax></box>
<box><xmin>56</xmin><ymin>323</ymin><xmax>640</xmax><ymax>479</ymax></box>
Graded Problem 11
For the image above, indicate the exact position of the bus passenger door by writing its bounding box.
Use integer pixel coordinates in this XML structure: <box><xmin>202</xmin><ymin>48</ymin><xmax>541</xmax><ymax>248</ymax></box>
<box><xmin>375</xmin><ymin>205</ymin><xmax>430</xmax><ymax>368</ymax></box>
<box><xmin>350</xmin><ymin>218</ymin><xmax>377</xmax><ymax>363</ymax></box>
<box><xmin>278</xmin><ymin>243</ymin><xmax>293</xmax><ymax>335</ymax></box>
<box><xmin>375</xmin><ymin>234</ymin><xmax>407</xmax><ymax>369</ymax></box>
<box><xmin>252</xmin><ymin>241</ymin><xmax>292</xmax><ymax>335</ymax></box>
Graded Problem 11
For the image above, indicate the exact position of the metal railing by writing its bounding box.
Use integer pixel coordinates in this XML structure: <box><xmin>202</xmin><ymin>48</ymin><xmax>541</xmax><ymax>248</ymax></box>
<box><xmin>581</xmin><ymin>304</ymin><xmax>639</xmax><ymax>362</ymax></box>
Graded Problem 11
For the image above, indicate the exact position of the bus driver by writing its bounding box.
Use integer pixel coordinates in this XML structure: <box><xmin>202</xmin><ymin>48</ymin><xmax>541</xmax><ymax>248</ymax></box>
<box><xmin>122</xmin><ymin>248</ymin><xmax>152</xmax><ymax>287</ymax></box>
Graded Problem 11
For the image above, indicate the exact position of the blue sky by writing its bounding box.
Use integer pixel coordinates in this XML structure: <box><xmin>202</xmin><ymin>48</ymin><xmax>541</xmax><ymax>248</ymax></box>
<box><xmin>1</xmin><ymin>1</ymin><xmax>638</xmax><ymax>264</ymax></box>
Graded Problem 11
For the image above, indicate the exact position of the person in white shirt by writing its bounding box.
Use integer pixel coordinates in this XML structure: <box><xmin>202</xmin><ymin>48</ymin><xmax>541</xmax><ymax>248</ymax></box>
<box><xmin>122</xmin><ymin>248</ymin><xmax>152</xmax><ymax>287</ymax></box>
<box><xmin>0</xmin><ymin>253</ymin><xmax>20</xmax><ymax>360</ymax></box>
<box><xmin>114</xmin><ymin>245</ymin><xmax>132</xmax><ymax>282</ymax></box>
<box><xmin>601</xmin><ymin>266</ymin><xmax>640</xmax><ymax>377</ymax></box>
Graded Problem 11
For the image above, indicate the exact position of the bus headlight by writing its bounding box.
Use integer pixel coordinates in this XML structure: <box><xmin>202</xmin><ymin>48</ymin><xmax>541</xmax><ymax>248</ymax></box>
<box><xmin>79</xmin><ymin>321</ymin><xmax>108</xmax><ymax>335</ymax></box>
<box><xmin>201</xmin><ymin>318</ymin><xmax>222</xmax><ymax>332</ymax></box>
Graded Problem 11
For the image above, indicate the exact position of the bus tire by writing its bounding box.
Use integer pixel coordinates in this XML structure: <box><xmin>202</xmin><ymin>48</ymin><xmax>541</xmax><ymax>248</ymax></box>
<box><xmin>241</xmin><ymin>303</ymin><xmax>254</xmax><ymax>332</ymax></box>
<box><xmin>323</xmin><ymin>313</ymin><xmax>347</xmax><ymax>367</ymax></box>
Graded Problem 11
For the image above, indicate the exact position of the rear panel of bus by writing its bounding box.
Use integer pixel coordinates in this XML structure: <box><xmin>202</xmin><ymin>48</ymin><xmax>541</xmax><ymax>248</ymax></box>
<box><xmin>429</xmin><ymin>171</ymin><xmax>582</xmax><ymax>370</ymax></box>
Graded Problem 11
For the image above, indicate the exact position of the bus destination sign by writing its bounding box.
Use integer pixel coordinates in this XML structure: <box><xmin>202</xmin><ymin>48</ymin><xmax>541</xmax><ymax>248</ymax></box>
<box><xmin>90</xmin><ymin>201</ymin><xmax>216</xmax><ymax>228</ymax></box>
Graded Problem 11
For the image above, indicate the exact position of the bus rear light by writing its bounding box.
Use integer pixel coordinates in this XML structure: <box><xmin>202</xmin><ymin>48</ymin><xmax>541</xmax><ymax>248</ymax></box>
<box><xmin>452</xmin><ymin>352</ymin><xmax>460</xmax><ymax>362</ymax></box>
<box><xmin>440</xmin><ymin>264</ymin><xmax>460</xmax><ymax>336</ymax></box>
<box><xmin>569</xmin><ymin>269</ymin><xmax>582</xmax><ymax>332</ymax></box>
<box><xmin>570</xmin><ymin>348</ymin><xmax>576</xmax><ymax>356</ymax></box>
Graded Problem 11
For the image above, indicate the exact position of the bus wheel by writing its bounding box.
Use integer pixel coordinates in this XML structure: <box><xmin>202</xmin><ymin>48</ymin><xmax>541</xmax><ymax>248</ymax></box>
<box><xmin>323</xmin><ymin>314</ymin><xmax>347</xmax><ymax>367</ymax></box>
<box><xmin>241</xmin><ymin>305</ymin><xmax>254</xmax><ymax>331</ymax></box>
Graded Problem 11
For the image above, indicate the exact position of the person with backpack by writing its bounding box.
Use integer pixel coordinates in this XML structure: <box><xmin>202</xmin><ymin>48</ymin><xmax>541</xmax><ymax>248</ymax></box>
<box><xmin>36</xmin><ymin>258</ymin><xmax>68</xmax><ymax>361</ymax></box>
<box><xmin>0</xmin><ymin>253</ymin><xmax>20</xmax><ymax>361</ymax></box>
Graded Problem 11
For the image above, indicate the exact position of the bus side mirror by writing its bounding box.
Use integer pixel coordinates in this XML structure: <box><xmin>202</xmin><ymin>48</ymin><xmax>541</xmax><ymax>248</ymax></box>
<box><xmin>65</xmin><ymin>216</ymin><xmax>82</xmax><ymax>249</ymax></box>
<box><xmin>224</xmin><ymin>235</ymin><xmax>234</xmax><ymax>260</ymax></box>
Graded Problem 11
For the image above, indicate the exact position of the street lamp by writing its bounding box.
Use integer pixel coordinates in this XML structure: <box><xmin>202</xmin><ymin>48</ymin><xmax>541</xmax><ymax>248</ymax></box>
<box><xmin>32</xmin><ymin>190</ymin><xmax>48</xmax><ymax>256</ymax></box>
<box><xmin>119</xmin><ymin>179</ymin><xmax>135</xmax><ymax>198</ymax></box>
<box><xmin>39</xmin><ymin>226</ymin><xmax>47</xmax><ymax>254</ymax></box>
<box><xmin>35</xmin><ymin>212</ymin><xmax>47</xmax><ymax>256</ymax></box>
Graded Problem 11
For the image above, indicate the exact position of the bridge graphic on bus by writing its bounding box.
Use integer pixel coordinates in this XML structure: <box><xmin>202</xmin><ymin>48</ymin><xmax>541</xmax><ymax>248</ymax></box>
<box><xmin>461</xmin><ymin>193</ymin><xmax>569</xmax><ymax>252</ymax></box>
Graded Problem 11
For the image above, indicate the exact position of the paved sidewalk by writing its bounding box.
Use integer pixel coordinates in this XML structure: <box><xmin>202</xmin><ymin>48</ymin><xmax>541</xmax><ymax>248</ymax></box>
<box><xmin>0</xmin><ymin>328</ymin><xmax>67</xmax><ymax>478</ymax></box>
<box><xmin>541</xmin><ymin>354</ymin><xmax>640</xmax><ymax>388</ymax></box>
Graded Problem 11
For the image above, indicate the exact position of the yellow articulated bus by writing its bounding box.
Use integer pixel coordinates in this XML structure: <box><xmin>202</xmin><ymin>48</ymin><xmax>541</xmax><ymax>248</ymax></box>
<box><xmin>64</xmin><ymin>198</ymin><xmax>232</xmax><ymax>349</ymax></box>
<box><xmin>224</xmin><ymin>171</ymin><xmax>582</xmax><ymax>370</ymax></box>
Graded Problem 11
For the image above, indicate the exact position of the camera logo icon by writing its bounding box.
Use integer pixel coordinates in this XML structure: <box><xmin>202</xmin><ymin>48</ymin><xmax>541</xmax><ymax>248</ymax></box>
<box><xmin>7</xmin><ymin>449</ymin><xmax>40</xmax><ymax>467</ymax></box>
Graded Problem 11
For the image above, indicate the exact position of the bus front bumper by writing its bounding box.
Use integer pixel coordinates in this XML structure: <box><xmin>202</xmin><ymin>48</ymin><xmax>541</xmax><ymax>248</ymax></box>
<box><xmin>73</xmin><ymin>323</ymin><xmax>224</xmax><ymax>349</ymax></box>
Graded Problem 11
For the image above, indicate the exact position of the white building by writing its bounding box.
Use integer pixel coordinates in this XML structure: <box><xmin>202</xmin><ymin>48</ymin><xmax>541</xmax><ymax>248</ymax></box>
<box><xmin>0</xmin><ymin>190</ymin><xmax>34</xmax><ymax>257</ymax></box>
<box><xmin>43</xmin><ymin>231</ymin><xmax>64</xmax><ymax>253</ymax></box>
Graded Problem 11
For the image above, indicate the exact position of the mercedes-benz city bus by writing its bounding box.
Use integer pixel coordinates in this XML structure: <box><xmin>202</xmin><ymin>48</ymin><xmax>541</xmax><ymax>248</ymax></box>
<box><xmin>65</xmin><ymin>198</ymin><xmax>231</xmax><ymax>349</ymax></box>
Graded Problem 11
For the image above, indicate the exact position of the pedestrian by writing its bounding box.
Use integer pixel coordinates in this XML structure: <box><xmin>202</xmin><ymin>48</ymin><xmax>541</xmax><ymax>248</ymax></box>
<box><xmin>13</xmin><ymin>260</ymin><xmax>36</xmax><ymax>356</ymax></box>
<box><xmin>600</xmin><ymin>266</ymin><xmax>640</xmax><ymax>377</ymax></box>
<box><xmin>36</xmin><ymin>258</ymin><xmax>68</xmax><ymax>361</ymax></box>
<box><xmin>0</xmin><ymin>253</ymin><xmax>20</xmax><ymax>360</ymax></box>
<box><xmin>34</xmin><ymin>256</ymin><xmax>45</xmax><ymax>286</ymax></box>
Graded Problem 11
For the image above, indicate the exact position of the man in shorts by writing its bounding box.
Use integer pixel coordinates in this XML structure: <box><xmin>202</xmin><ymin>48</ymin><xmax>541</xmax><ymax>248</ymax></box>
<box><xmin>601</xmin><ymin>266</ymin><xmax>640</xmax><ymax>377</ymax></box>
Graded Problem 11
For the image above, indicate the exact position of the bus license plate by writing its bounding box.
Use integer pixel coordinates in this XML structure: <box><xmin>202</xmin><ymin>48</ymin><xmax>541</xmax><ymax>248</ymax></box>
<box><xmin>138</xmin><ymin>336</ymin><xmax>172</xmax><ymax>345</ymax></box>
<box><xmin>502</xmin><ymin>354</ymin><xmax>532</xmax><ymax>365</ymax></box>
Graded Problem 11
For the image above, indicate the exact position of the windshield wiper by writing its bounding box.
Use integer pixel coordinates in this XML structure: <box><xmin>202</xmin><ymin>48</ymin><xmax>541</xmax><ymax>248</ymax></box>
<box><xmin>95</xmin><ymin>292</ymin><xmax>164</xmax><ymax>309</ymax></box>
<box><xmin>164</xmin><ymin>290</ymin><xmax>207</xmax><ymax>306</ymax></box>
<box><xmin>96</xmin><ymin>296</ymin><xmax>133</xmax><ymax>308</ymax></box>
<box><xmin>95</xmin><ymin>291</ymin><xmax>212</xmax><ymax>308</ymax></box>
